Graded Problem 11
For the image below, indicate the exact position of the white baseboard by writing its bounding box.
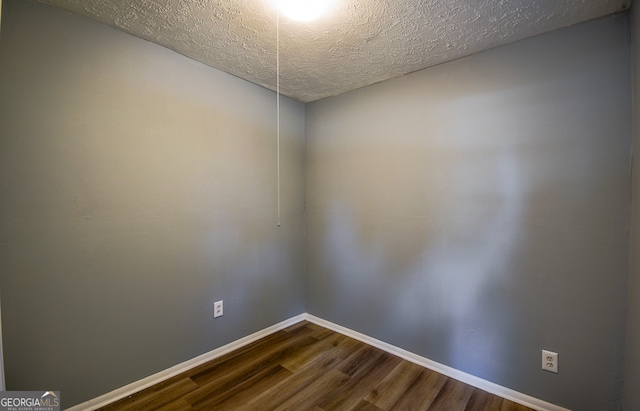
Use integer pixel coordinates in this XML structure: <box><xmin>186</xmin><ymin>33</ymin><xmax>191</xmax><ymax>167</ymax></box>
<box><xmin>304</xmin><ymin>314</ymin><xmax>570</xmax><ymax>411</ymax></box>
<box><xmin>69</xmin><ymin>312</ymin><xmax>569</xmax><ymax>411</ymax></box>
<box><xmin>66</xmin><ymin>314</ymin><xmax>305</xmax><ymax>411</ymax></box>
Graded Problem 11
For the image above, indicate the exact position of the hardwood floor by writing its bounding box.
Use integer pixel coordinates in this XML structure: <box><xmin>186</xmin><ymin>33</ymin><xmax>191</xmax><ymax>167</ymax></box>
<box><xmin>98</xmin><ymin>321</ymin><xmax>535</xmax><ymax>411</ymax></box>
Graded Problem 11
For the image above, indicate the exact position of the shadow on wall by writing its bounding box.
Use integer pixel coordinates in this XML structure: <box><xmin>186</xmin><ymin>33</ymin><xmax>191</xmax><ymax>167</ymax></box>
<box><xmin>318</xmin><ymin>143</ymin><xmax>526</xmax><ymax>384</ymax></box>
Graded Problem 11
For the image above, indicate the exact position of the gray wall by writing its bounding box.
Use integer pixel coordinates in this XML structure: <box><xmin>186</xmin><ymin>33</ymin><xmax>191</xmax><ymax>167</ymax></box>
<box><xmin>306</xmin><ymin>14</ymin><xmax>631</xmax><ymax>411</ymax></box>
<box><xmin>0</xmin><ymin>0</ymin><xmax>305</xmax><ymax>407</ymax></box>
<box><xmin>623</xmin><ymin>4</ymin><xmax>640</xmax><ymax>411</ymax></box>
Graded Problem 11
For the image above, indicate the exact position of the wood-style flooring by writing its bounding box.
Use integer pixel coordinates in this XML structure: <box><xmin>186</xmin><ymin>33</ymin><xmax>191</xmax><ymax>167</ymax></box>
<box><xmin>98</xmin><ymin>321</ymin><xmax>535</xmax><ymax>411</ymax></box>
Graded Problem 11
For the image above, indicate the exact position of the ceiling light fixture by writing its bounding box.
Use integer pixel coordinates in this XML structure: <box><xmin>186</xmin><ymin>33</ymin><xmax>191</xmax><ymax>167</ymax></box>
<box><xmin>277</xmin><ymin>0</ymin><xmax>332</xmax><ymax>22</ymax></box>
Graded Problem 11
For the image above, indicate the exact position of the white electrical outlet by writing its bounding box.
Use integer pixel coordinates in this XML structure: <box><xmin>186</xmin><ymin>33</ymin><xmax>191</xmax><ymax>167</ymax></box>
<box><xmin>542</xmin><ymin>350</ymin><xmax>558</xmax><ymax>373</ymax></box>
<box><xmin>214</xmin><ymin>300</ymin><xmax>223</xmax><ymax>318</ymax></box>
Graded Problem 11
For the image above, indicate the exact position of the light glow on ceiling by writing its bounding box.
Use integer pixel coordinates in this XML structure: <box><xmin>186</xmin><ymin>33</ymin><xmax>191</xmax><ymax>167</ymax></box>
<box><xmin>277</xmin><ymin>0</ymin><xmax>334</xmax><ymax>22</ymax></box>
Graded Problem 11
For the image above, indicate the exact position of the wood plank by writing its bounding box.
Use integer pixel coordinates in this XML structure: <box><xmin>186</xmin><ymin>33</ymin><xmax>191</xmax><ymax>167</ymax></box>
<box><xmin>280</xmin><ymin>334</ymin><xmax>344</xmax><ymax>372</ymax></box>
<box><xmin>99</xmin><ymin>378</ymin><xmax>198</xmax><ymax>411</ymax></box>
<box><xmin>153</xmin><ymin>398</ymin><xmax>193</xmax><ymax>411</ymax></box>
<box><xmin>349</xmin><ymin>399</ymin><xmax>384</xmax><ymax>411</ymax></box>
<box><xmin>190</xmin><ymin>326</ymin><xmax>313</xmax><ymax>380</ymax></box>
<box><xmin>272</xmin><ymin>343</ymin><xmax>383</xmax><ymax>410</ymax></box>
<box><xmin>364</xmin><ymin>360</ymin><xmax>425</xmax><ymax>409</ymax></box>
<box><xmin>305</xmin><ymin>322</ymin><xmax>326</xmax><ymax>332</ymax></box>
<box><xmin>465</xmin><ymin>388</ymin><xmax>505</xmax><ymax>411</ymax></box>
<box><xmin>305</xmin><ymin>322</ymin><xmax>335</xmax><ymax>340</ymax></box>
<box><xmin>189</xmin><ymin>330</ymin><xmax>316</xmax><ymax>386</ymax></box>
<box><xmin>338</xmin><ymin>345</ymin><xmax>384</xmax><ymax>377</ymax></box>
<box><xmin>390</xmin><ymin>368</ymin><xmax>448</xmax><ymax>410</ymax></box>
<box><xmin>326</xmin><ymin>334</ymin><xmax>367</xmax><ymax>360</ymax></box>
<box><xmin>173</xmin><ymin>328</ymin><xmax>300</xmax><ymax>382</ymax></box>
<box><xmin>282</xmin><ymin>320</ymin><xmax>310</xmax><ymax>332</ymax></box>
<box><xmin>317</xmin><ymin>350</ymin><xmax>403</xmax><ymax>410</ymax></box>
<box><xmin>427</xmin><ymin>378</ymin><xmax>475</xmax><ymax>411</ymax></box>
<box><xmin>184</xmin><ymin>335</ymin><xmax>318</xmax><ymax>405</ymax></box>
<box><xmin>500</xmin><ymin>400</ymin><xmax>535</xmax><ymax>411</ymax></box>
<box><xmin>309</xmin><ymin>326</ymin><xmax>335</xmax><ymax>340</ymax></box>
<box><xmin>236</xmin><ymin>337</ymin><xmax>361</xmax><ymax>410</ymax></box>
<box><xmin>189</xmin><ymin>365</ymin><xmax>292</xmax><ymax>410</ymax></box>
<box><xmin>272</xmin><ymin>368</ymin><xmax>351</xmax><ymax>411</ymax></box>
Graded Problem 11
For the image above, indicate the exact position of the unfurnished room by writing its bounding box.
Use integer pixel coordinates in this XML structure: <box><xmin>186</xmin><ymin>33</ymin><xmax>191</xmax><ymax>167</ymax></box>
<box><xmin>1</xmin><ymin>0</ymin><xmax>640</xmax><ymax>410</ymax></box>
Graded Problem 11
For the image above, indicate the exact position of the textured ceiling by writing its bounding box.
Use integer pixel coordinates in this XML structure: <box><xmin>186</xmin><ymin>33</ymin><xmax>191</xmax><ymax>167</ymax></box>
<box><xmin>39</xmin><ymin>0</ymin><xmax>630</xmax><ymax>102</ymax></box>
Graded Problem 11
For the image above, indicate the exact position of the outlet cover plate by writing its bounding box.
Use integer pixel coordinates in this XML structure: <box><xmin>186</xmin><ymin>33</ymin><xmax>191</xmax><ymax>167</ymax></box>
<box><xmin>542</xmin><ymin>350</ymin><xmax>558</xmax><ymax>373</ymax></box>
<box><xmin>214</xmin><ymin>300</ymin><xmax>223</xmax><ymax>318</ymax></box>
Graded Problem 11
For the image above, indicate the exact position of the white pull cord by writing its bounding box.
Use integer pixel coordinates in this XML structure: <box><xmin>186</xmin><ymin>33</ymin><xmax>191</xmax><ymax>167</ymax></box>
<box><xmin>276</xmin><ymin>9</ymin><xmax>281</xmax><ymax>227</ymax></box>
